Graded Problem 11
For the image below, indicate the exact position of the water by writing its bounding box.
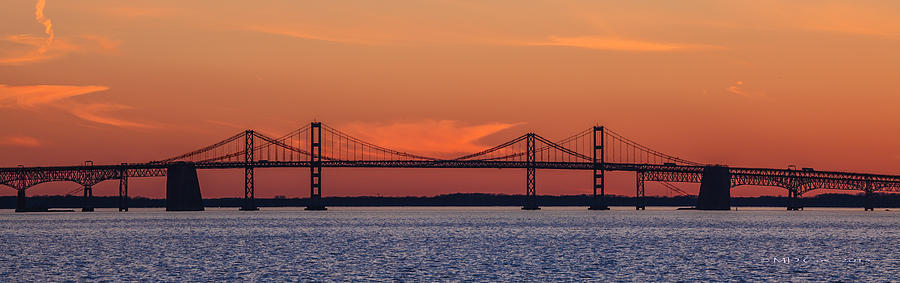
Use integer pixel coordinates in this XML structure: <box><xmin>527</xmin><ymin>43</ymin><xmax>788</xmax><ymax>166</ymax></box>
<box><xmin>0</xmin><ymin>207</ymin><xmax>897</xmax><ymax>281</ymax></box>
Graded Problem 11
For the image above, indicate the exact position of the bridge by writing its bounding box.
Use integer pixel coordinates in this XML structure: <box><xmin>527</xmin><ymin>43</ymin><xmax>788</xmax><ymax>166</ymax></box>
<box><xmin>2</xmin><ymin>122</ymin><xmax>899</xmax><ymax>212</ymax></box>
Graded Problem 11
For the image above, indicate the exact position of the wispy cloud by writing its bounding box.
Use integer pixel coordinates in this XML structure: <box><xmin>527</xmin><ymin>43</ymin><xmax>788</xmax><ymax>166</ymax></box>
<box><xmin>524</xmin><ymin>36</ymin><xmax>726</xmax><ymax>52</ymax></box>
<box><xmin>0</xmin><ymin>34</ymin><xmax>120</xmax><ymax>65</ymax></box>
<box><xmin>101</xmin><ymin>5</ymin><xmax>175</xmax><ymax>19</ymax></box>
<box><xmin>205</xmin><ymin>119</ymin><xmax>248</xmax><ymax>130</ymax></box>
<box><xmin>245</xmin><ymin>26</ymin><xmax>383</xmax><ymax>45</ymax></box>
<box><xmin>68</xmin><ymin>103</ymin><xmax>154</xmax><ymax>128</ymax></box>
<box><xmin>339</xmin><ymin>120</ymin><xmax>522</xmax><ymax>156</ymax></box>
<box><xmin>0</xmin><ymin>136</ymin><xmax>41</xmax><ymax>147</ymax></box>
<box><xmin>247</xmin><ymin>24</ymin><xmax>728</xmax><ymax>52</ymax></box>
<box><xmin>77</xmin><ymin>34</ymin><xmax>121</xmax><ymax>51</ymax></box>
<box><xmin>0</xmin><ymin>1</ymin><xmax>119</xmax><ymax>65</ymax></box>
<box><xmin>0</xmin><ymin>84</ymin><xmax>109</xmax><ymax>108</ymax></box>
<box><xmin>762</xmin><ymin>2</ymin><xmax>900</xmax><ymax>38</ymax></box>
<box><xmin>34</xmin><ymin>0</ymin><xmax>54</xmax><ymax>53</ymax></box>
<box><xmin>725</xmin><ymin>81</ymin><xmax>766</xmax><ymax>98</ymax></box>
<box><xmin>0</xmin><ymin>0</ymin><xmax>55</xmax><ymax>65</ymax></box>
<box><xmin>726</xmin><ymin>81</ymin><xmax>746</xmax><ymax>96</ymax></box>
<box><xmin>0</xmin><ymin>84</ymin><xmax>154</xmax><ymax>128</ymax></box>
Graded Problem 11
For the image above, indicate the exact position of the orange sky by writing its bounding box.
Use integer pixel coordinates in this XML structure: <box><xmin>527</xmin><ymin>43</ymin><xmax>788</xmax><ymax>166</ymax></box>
<box><xmin>1</xmin><ymin>1</ymin><xmax>899</xmax><ymax>199</ymax></box>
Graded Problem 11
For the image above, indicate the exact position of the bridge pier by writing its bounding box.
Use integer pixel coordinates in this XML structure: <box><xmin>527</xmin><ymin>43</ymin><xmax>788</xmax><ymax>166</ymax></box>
<box><xmin>864</xmin><ymin>190</ymin><xmax>874</xmax><ymax>211</ymax></box>
<box><xmin>697</xmin><ymin>166</ymin><xmax>731</xmax><ymax>210</ymax></box>
<box><xmin>589</xmin><ymin>126</ymin><xmax>609</xmax><ymax>210</ymax></box>
<box><xmin>635</xmin><ymin>172</ymin><xmax>646</xmax><ymax>210</ymax></box>
<box><xmin>305</xmin><ymin>165</ymin><xmax>326</xmax><ymax>210</ymax></box>
<box><xmin>82</xmin><ymin>186</ymin><xmax>94</xmax><ymax>212</ymax></box>
<box><xmin>166</xmin><ymin>163</ymin><xmax>204</xmax><ymax>211</ymax></box>
<box><xmin>588</xmin><ymin>169</ymin><xmax>609</xmax><ymax>210</ymax></box>
<box><xmin>118</xmin><ymin>164</ymin><xmax>128</xmax><ymax>212</ymax></box>
<box><xmin>241</xmin><ymin>167</ymin><xmax>258</xmax><ymax>211</ymax></box>
<box><xmin>15</xmin><ymin>190</ymin><xmax>26</xmax><ymax>212</ymax></box>
<box><xmin>307</xmin><ymin>195</ymin><xmax>325</xmax><ymax>210</ymax></box>
<box><xmin>522</xmin><ymin>166</ymin><xmax>539</xmax><ymax>210</ymax></box>
<box><xmin>786</xmin><ymin>190</ymin><xmax>803</xmax><ymax>211</ymax></box>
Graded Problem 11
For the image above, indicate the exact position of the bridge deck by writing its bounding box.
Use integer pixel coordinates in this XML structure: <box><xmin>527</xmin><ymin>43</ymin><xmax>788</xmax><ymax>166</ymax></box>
<box><xmin>2</xmin><ymin>161</ymin><xmax>898</xmax><ymax>194</ymax></box>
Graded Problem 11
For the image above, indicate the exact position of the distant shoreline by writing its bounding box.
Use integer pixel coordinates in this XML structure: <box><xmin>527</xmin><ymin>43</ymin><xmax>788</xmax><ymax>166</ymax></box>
<box><xmin>2</xmin><ymin>193</ymin><xmax>898</xmax><ymax>209</ymax></box>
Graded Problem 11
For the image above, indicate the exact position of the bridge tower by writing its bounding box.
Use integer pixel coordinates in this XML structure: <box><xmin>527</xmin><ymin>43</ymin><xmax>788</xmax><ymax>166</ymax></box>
<box><xmin>522</xmin><ymin>133</ymin><xmax>539</xmax><ymax>210</ymax></box>
<box><xmin>118</xmin><ymin>164</ymin><xmax>128</xmax><ymax>212</ymax></box>
<box><xmin>589</xmin><ymin>126</ymin><xmax>610</xmax><ymax>210</ymax></box>
<box><xmin>635</xmin><ymin>171</ymin><xmax>646</xmax><ymax>210</ymax></box>
<box><xmin>240</xmin><ymin>130</ymin><xmax>258</xmax><ymax>211</ymax></box>
<box><xmin>82</xmin><ymin>186</ymin><xmax>94</xmax><ymax>212</ymax></box>
<box><xmin>306</xmin><ymin>122</ymin><xmax>327</xmax><ymax>210</ymax></box>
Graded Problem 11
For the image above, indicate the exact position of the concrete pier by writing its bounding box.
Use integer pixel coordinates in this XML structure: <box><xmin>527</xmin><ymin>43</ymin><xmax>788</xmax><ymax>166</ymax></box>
<box><xmin>82</xmin><ymin>186</ymin><xmax>94</xmax><ymax>212</ymax></box>
<box><xmin>522</xmin><ymin>197</ymin><xmax>540</xmax><ymax>210</ymax></box>
<box><xmin>697</xmin><ymin>166</ymin><xmax>731</xmax><ymax>210</ymax></box>
<box><xmin>305</xmin><ymin>195</ymin><xmax>327</xmax><ymax>211</ymax></box>
<box><xmin>166</xmin><ymin>163</ymin><xmax>204</xmax><ymax>211</ymax></box>
<box><xmin>15</xmin><ymin>190</ymin><xmax>26</xmax><ymax>212</ymax></box>
<box><xmin>864</xmin><ymin>190</ymin><xmax>874</xmax><ymax>211</ymax></box>
<box><xmin>787</xmin><ymin>190</ymin><xmax>803</xmax><ymax>211</ymax></box>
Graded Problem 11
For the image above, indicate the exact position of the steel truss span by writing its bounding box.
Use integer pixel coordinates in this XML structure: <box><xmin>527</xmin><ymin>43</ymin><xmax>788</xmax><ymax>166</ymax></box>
<box><xmin>2</xmin><ymin>122</ymin><xmax>899</xmax><ymax>209</ymax></box>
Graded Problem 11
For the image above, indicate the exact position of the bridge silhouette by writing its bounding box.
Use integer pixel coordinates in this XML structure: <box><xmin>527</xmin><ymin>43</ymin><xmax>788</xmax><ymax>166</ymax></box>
<box><xmin>3</xmin><ymin>122</ymin><xmax>899</xmax><ymax>212</ymax></box>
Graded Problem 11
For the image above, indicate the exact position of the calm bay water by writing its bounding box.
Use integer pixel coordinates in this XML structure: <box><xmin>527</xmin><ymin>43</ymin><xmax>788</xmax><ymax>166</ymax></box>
<box><xmin>0</xmin><ymin>207</ymin><xmax>897</xmax><ymax>281</ymax></box>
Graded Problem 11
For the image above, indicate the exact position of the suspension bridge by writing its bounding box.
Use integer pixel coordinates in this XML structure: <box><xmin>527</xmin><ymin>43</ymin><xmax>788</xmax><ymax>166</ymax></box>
<box><xmin>2</xmin><ymin>122</ymin><xmax>899</xmax><ymax>212</ymax></box>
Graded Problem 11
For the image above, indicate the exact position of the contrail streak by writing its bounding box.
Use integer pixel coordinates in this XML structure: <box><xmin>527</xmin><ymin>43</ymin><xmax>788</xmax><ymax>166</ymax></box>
<box><xmin>34</xmin><ymin>0</ymin><xmax>54</xmax><ymax>54</ymax></box>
